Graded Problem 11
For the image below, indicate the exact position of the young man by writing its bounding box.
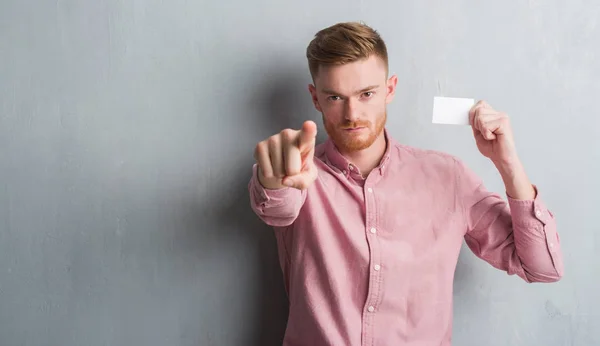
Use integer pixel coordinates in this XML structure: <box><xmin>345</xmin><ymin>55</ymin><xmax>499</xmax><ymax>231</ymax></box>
<box><xmin>248</xmin><ymin>22</ymin><xmax>563</xmax><ymax>346</ymax></box>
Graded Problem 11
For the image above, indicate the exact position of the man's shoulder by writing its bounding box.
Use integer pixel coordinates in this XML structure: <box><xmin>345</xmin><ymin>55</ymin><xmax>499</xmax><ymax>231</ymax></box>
<box><xmin>393</xmin><ymin>142</ymin><xmax>459</xmax><ymax>166</ymax></box>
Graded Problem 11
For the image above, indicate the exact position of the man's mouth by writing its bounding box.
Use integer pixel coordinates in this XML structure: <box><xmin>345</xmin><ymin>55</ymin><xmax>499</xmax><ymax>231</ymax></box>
<box><xmin>344</xmin><ymin>127</ymin><xmax>365</xmax><ymax>132</ymax></box>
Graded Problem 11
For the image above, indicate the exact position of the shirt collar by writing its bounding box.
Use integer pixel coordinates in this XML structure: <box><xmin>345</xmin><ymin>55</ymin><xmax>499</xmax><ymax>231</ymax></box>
<box><xmin>324</xmin><ymin>127</ymin><xmax>394</xmax><ymax>177</ymax></box>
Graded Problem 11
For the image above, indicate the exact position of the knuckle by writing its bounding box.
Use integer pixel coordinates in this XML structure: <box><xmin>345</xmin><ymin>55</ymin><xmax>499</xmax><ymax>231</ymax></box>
<box><xmin>267</xmin><ymin>136</ymin><xmax>279</xmax><ymax>149</ymax></box>
<box><xmin>254</xmin><ymin>142</ymin><xmax>265</xmax><ymax>157</ymax></box>
<box><xmin>280</xmin><ymin>129</ymin><xmax>294</xmax><ymax>141</ymax></box>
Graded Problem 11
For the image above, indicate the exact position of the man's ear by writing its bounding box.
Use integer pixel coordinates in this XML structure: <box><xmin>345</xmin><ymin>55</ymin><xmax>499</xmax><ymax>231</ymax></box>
<box><xmin>385</xmin><ymin>75</ymin><xmax>398</xmax><ymax>104</ymax></box>
<box><xmin>308</xmin><ymin>84</ymin><xmax>322</xmax><ymax>112</ymax></box>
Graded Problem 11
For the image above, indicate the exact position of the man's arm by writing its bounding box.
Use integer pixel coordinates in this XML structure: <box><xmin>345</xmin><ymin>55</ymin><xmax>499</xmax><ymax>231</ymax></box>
<box><xmin>462</xmin><ymin>100</ymin><xmax>564</xmax><ymax>283</ymax></box>
<box><xmin>456</xmin><ymin>157</ymin><xmax>564</xmax><ymax>283</ymax></box>
<box><xmin>248</xmin><ymin>120</ymin><xmax>318</xmax><ymax>227</ymax></box>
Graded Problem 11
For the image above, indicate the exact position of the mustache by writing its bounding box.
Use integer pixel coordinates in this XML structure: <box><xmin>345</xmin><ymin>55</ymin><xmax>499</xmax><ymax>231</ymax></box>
<box><xmin>340</xmin><ymin>121</ymin><xmax>370</xmax><ymax>129</ymax></box>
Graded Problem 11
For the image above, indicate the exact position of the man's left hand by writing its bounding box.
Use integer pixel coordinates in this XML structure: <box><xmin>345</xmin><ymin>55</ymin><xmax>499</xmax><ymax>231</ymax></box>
<box><xmin>469</xmin><ymin>100</ymin><xmax>518</xmax><ymax>166</ymax></box>
<box><xmin>468</xmin><ymin>100</ymin><xmax>536</xmax><ymax>200</ymax></box>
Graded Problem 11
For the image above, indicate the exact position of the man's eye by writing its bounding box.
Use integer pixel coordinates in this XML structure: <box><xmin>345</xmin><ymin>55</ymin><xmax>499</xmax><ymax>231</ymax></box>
<box><xmin>363</xmin><ymin>92</ymin><xmax>374</xmax><ymax>98</ymax></box>
<box><xmin>328</xmin><ymin>96</ymin><xmax>341</xmax><ymax>101</ymax></box>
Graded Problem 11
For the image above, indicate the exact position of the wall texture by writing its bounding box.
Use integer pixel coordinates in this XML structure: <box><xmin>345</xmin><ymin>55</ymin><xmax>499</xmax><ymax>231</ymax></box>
<box><xmin>1</xmin><ymin>1</ymin><xmax>598</xmax><ymax>345</ymax></box>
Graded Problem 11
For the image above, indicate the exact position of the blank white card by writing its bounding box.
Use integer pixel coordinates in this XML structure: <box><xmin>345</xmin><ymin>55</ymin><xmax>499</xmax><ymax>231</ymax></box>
<box><xmin>432</xmin><ymin>97</ymin><xmax>474</xmax><ymax>125</ymax></box>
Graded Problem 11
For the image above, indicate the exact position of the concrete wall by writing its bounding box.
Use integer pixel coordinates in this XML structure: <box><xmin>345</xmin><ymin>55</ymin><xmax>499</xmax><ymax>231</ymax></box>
<box><xmin>1</xmin><ymin>1</ymin><xmax>598</xmax><ymax>345</ymax></box>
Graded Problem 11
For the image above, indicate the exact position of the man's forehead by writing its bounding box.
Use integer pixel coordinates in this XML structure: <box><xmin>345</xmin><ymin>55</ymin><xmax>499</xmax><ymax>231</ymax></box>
<box><xmin>314</xmin><ymin>56</ymin><xmax>387</xmax><ymax>91</ymax></box>
<box><xmin>315</xmin><ymin>72</ymin><xmax>386</xmax><ymax>93</ymax></box>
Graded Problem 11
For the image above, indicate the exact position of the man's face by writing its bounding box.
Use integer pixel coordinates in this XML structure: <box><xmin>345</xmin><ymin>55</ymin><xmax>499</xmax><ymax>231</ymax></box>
<box><xmin>309</xmin><ymin>55</ymin><xmax>397</xmax><ymax>153</ymax></box>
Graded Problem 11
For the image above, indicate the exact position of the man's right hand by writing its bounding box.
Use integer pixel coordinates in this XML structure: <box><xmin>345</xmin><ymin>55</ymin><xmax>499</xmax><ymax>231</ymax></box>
<box><xmin>254</xmin><ymin>120</ymin><xmax>318</xmax><ymax>190</ymax></box>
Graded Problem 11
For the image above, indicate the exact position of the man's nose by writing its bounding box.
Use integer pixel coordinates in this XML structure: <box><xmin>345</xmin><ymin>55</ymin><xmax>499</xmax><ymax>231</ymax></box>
<box><xmin>344</xmin><ymin>98</ymin><xmax>360</xmax><ymax>122</ymax></box>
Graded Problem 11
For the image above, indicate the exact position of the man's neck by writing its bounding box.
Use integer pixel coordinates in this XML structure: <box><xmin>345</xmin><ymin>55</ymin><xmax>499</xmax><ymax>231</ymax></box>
<box><xmin>339</xmin><ymin>131</ymin><xmax>387</xmax><ymax>177</ymax></box>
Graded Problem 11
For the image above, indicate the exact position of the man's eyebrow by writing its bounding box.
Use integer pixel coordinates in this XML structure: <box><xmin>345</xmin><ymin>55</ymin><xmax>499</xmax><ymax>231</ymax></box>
<box><xmin>357</xmin><ymin>85</ymin><xmax>380</xmax><ymax>93</ymax></box>
<box><xmin>321</xmin><ymin>85</ymin><xmax>380</xmax><ymax>95</ymax></box>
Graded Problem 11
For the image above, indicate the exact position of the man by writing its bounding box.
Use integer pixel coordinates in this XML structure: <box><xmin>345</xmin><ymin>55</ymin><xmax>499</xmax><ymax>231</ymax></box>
<box><xmin>248</xmin><ymin>22</ymin><xmax>563</xmax><ymax>346</ymax></box>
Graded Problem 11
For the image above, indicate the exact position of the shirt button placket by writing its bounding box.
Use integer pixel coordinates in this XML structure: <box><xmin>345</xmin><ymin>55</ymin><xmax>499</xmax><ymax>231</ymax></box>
<box><xmin>363</xmin><ymin>184</ymin><xmax>380</xmax><ymax>346</ymax></box>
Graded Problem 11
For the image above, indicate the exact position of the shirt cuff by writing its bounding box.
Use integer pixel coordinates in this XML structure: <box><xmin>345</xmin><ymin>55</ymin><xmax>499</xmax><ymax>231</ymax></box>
<box><xmin>251</xmin><ymin>164</ymin><xmax>294</xmax><ymax>205</ymax></box>
<box><xmin>506</xmin><ymin>185</ymin><xmax>551</xmax><ymax>226</ymax></box>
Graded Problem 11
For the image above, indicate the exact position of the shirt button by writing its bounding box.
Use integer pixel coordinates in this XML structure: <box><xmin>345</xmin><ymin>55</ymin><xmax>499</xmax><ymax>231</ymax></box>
<box><xmin>374</xmin><ymin>264</ymin><xmax>381</xmax><ymax>271</ymax></box>
<box><xmin>368</xmin><ymin>306</ymin><xmax>375</xmax><ymax>312</ymax></box>
<box><xmin>349</xmin><ymin>165</ymin><xmax>354</xmax><ymax>171</ymax></box>
<box><xmin>370</xmin><ymin>227</ymin><xmax>377</xmax><ymax>234</ymax></box>
<box><xmin>549</xmin><ymin>242</ymin><xmax>554</xmax><ymax>248</ymax></box>
<box><xmin>535</xmin><ymin>210</ymin><xmax>542</xmax><ymax>217</ymax></box>
<box><xmin>367</xmin><ymin>188</ymin><xmax>373</xmax><ymax>193</ymax></box>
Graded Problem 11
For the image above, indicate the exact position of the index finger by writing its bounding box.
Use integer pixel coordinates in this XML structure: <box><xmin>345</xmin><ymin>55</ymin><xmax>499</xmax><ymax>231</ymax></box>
<box><xmin>297</xmin><ymin>120</ymin><xmax>317</xmax><ymax>150</ymax></box>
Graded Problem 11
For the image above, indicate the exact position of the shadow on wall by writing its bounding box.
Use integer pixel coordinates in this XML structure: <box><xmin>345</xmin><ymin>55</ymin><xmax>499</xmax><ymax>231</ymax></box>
<box><xmin>247</xmin><ymin>61</ymin><xmax>328</xmax><ymax>144</ymax></box>
<box><xmin>202</xmin><ymin>63</ymin><xmax>317</xmax><ymax>346</ymax></box>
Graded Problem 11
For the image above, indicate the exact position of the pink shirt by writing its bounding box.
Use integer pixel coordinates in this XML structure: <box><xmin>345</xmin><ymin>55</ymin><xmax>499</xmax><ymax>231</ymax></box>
<box><xmin>248</xmin><ymin>128</ymin><xmax>563</xmax><ymax>346</ymax></box>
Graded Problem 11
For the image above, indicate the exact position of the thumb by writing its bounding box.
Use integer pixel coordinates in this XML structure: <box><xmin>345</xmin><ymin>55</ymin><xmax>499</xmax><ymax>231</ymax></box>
<box><xmin>282</xmin><ymin>164</ymin><xmax>317</xmax><ymax>190</ymax></box>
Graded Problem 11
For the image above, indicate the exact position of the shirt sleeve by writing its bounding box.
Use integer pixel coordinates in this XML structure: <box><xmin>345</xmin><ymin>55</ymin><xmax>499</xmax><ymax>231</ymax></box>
<box><xmin>248</xmin><ymin>163</ymin><xmax>307</xmax><ymax>227</ymax></box>
<box><xmin>455</xmin><ymin>157</ymin><xmax>564</xmax><ymax>283</ymax></box>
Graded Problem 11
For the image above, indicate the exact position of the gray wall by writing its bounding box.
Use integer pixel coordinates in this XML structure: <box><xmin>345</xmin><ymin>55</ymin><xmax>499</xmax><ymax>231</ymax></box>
<box><xmin>1</xmin><ymin>1</ymin><xmax>598</xmax><ymax>345</ymax></box>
